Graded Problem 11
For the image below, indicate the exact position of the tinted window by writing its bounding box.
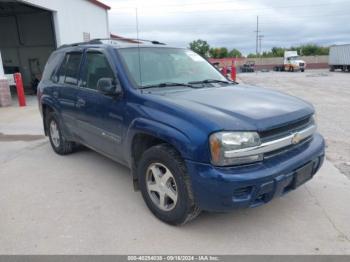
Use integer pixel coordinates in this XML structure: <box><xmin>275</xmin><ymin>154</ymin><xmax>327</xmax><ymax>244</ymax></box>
<box><xmin>56</xmin><ymin>52</ymin><xmax>82</xmax><ymax>85</ymax></box>
<box><xmin>81</xmin><ymin>52</ymin><xmax>115</xmax><ymax>90</ymax></box>
<box><xmin>42</xmin><ymin>52</ymin><xmax>64</xmax><ymax>82</ymax></box>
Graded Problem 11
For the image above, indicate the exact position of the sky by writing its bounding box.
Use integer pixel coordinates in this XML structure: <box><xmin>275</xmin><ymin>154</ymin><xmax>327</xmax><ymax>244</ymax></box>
<box><xmin>103</xmin><ymin>0</ymin><xmax>350</xmax><ymax>55</ymax></box>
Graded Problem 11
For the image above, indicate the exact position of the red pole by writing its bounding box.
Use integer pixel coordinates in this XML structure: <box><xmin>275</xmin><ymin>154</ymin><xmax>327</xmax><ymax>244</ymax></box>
<box><xmin>222</xmin><ymin>66</ymin><xmax>227</xmax><ymax>76</ymax></box>
<box><xmin>14</xmin><ymin>73</ymin><xmax>26</xmax><ymax>107</ymax></box>
<box><xmin>231</xmin><ymin>64</ymin><xmax>237</xmax><ymax>81</ymax></box>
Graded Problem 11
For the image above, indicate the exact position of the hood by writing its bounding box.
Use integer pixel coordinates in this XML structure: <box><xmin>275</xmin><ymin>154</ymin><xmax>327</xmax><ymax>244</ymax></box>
<box><xmin>294</xmin><ymin>60</ymin><xmax>306</xmax><ymax>64</ymax></box>
<box><xmin>151</xmin><ymin>84</ymin><xmax>314</xmax><ymax>132</ymax></box>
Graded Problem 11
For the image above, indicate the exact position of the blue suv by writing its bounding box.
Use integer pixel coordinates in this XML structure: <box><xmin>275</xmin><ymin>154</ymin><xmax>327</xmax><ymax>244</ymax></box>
<box><xmin>38</xmin><ymin>39</ymin><xmax>325</xmax><ymax>225</ymax></box>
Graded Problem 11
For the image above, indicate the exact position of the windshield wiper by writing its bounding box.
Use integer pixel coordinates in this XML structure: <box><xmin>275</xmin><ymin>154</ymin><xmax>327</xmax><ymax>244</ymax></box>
<box><xmin>139</xmin><ymin>82</ymin><xmax>196</xmax><ymax>89</ymax></box>
<box><xmin>188</xmin><ymin>79</ymin><xmax>237</xmax><ymax>85</ymax></box>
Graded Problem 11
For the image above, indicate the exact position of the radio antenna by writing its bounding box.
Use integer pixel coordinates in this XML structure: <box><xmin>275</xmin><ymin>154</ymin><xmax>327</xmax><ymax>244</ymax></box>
<box><xmin>135</xmin><ymin>8</ymin><xmax>142</xmax><ymax>87</ymax></box>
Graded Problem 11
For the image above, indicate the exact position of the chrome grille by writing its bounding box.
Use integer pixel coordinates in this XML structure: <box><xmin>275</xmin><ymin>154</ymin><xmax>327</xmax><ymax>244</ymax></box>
<box><xmin>260</xmin><ymin>116</ymin><xmax>313</xmax><ymax>143</ymax></box>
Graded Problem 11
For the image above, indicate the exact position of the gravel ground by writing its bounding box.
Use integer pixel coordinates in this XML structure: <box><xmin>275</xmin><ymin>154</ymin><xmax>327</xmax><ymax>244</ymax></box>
<box><xmin>238</xmin><ymin>69</ymin><xmax>350</xmax><ymax>178</ymax></box>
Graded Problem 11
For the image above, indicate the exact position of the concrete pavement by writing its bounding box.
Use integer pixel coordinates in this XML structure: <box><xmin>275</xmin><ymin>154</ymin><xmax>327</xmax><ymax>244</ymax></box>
<box><xmin>0</xmin><ymin>96</ymin><xmax>349</xmax><ymax>254</ymax></box>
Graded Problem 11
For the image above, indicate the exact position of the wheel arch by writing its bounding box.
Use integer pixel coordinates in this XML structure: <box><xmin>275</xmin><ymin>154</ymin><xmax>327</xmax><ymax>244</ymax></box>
<box><xmin>126</xmin><ymin>118</ymin><xmax>192</xmax><ymax>190</ymax></box>
<box><xmin>41</xmin><ymin>97</ymin><xmax>59</xmax><ymax>136</ymax></box>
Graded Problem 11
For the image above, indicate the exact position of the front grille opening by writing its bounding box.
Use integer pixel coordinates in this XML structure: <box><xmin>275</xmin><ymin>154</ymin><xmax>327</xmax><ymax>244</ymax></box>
<box><xmin>260</xmin><ymin>116</ymin><xmax>313</xmax><ymax>142</ymax></box>
<box><xmin>264</xmin><ymin>136</ymin><xmax>313</xmax><ymax>158</ymax></box>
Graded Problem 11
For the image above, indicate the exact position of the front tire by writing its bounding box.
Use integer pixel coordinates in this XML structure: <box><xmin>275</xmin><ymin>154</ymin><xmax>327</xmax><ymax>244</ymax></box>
<box><xmin>137</xmin><ymin>144</ymin><xmax>201</xmax><ymax>225</ymax></box>
<box><xmin>46</xmin><ymin>112</ymin><xmax>74</xmax><ymax>155</ymax></box>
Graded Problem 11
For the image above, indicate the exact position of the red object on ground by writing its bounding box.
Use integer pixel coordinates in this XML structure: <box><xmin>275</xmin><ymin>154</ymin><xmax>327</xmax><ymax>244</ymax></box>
<box><xmin>222</xmin><ymin>66</ymin><xmax>227</xmax><ymax>76</ymax></box>
<box><xmin>14</xmin><ymin>73</ymin><xmax>26</xmax><ymax>107</ymax></box>
<box><xmin>231</xmin><ymin>65</ymin><xmax>237</xmax><ymax>81</ymax></box>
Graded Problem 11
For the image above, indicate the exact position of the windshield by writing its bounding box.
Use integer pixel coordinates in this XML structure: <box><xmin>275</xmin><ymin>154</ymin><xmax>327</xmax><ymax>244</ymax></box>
<box><xmin>288</xmin><ymin>56</ymin><xmax>300</xmax><ymax>60</ymax></box>
<box><xmin>117</xmin><ymin>47</ymin><xmax>227</xmax><ymax>88</ymax></box>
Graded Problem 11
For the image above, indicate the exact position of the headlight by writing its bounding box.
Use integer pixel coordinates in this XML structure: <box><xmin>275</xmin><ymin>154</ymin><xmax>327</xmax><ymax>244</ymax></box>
<box><xmin>209</xmin><ymin>131</ymin><xmax>262</xmax><ymax>166</ymax></box>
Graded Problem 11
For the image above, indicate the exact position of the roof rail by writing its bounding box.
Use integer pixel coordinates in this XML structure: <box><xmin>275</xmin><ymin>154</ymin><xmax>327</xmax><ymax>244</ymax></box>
<box><xmin>94</xmin><ymin>38</ymin><xmax>166</xmax><ymax>45</ymax></box>
<box><xmin>58</xmin><ymin>40</ymin><xmax>103</xmax><ymax>49</ymax></box>
<box><xmin>58</xmin><ymin>38</ymin><xmax>166</xmax><ymax>49</ymax></box>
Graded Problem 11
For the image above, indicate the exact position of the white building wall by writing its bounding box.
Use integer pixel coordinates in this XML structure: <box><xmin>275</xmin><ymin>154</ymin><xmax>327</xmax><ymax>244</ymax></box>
<box><xmin>21</xmin><ymin>0</ymin><xmax>109</xmax><ymax>46</ymax></box>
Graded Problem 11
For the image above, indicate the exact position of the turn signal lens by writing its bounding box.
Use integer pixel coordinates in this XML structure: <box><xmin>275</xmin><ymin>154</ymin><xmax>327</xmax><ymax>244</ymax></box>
<box><xmin>209</xmin><ymin>135</ymin><xmax>221</xmax><ymax>164</ymax></box>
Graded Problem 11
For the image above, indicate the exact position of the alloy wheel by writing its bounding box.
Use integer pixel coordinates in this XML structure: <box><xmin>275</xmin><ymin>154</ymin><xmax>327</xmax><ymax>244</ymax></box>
<box><xmin>146</xmin><ymin>163</ymin><xmax>178</xmax><ymax>211</ymax></box>
<box><xmin>49</xmin><ymin>120</ymin><xmax>60</xmax><ymax>148</ymax></box>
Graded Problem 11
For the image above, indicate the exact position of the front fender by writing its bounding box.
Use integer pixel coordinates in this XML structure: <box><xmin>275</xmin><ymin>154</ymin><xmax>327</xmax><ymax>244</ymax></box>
<box><xmin>125</xmin><ymin>117</ymin><xmax>193</xmax><ymax>166</ymax></box>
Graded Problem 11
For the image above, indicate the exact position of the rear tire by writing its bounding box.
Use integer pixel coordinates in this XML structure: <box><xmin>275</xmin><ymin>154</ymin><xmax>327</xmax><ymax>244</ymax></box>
<box><xmin>46</xmin><ymin>112</ymin><xmax>74</xmax><ymax>155</ymax></box>
<box><xmin>137</xmin><ymin>144</ymin><xmax>201</xmax><ymax>225</ymax></box>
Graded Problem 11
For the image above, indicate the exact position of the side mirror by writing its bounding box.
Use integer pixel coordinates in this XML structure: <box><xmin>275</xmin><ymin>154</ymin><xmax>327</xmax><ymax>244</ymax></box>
<box><xmin>97</xmin><ymin>78</ymin><xmax>121</xmax><ymax>96</ymax></box>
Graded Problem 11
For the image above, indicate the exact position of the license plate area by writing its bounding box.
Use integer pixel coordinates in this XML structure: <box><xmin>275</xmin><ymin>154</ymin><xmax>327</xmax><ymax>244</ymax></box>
<box><xmin>293</xmin><ymin>161</ymin><xmax>314</xmax><ymax>188</ymax></box>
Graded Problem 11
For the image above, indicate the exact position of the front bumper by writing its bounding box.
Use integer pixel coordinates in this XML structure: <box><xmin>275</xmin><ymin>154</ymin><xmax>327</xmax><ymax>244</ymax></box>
<box><xmin>186</xmin><ymin>133</ymin><xmax>325</xmax><ymax>212</ymax></box>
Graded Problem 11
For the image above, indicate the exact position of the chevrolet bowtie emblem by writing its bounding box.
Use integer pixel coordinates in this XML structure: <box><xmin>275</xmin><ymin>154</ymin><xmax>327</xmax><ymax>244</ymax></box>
<box><xmin>291</xmin><ymin>133</ymin><xmax>302</xmax><ymax>144</ymax></box>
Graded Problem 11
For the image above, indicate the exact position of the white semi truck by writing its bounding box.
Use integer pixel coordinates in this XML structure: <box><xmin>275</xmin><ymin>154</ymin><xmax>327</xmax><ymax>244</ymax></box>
<box><xmin>273</xmin><ymin>51</ymin><xmax>306</xmax><ymax>72</ymax></box>
<box><xmin>329</xmin><ymin>44</ymin><xmax>350</xmax><ymax>72</ymax></box>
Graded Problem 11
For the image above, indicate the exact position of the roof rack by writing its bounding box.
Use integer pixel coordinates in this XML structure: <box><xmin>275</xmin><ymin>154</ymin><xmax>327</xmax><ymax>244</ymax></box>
<box><xmin>58</xmin><ymin>38</ymin><xmax>166</xmax><ymax>49</ymax></box>
<box><xmin>96</xmin><ymin>38</ymin><xmax>166</xmax><ymax>45</ymax></box>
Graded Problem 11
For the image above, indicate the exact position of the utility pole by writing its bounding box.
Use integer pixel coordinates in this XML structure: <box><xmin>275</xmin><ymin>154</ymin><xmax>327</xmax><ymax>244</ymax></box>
<box><xmin>135</xmin><ymin>8</ymin><xmax>139</xmax><ymax>40</ymax></box>
<box><xmin>255</xmin><ymin>16</ymin><xmax>260</xmax><ymax>56</ymax></box>
<box><xmin>258</xmin><ymin>35</ymin><xmax>264</xmax><ymax>55</ymax></box>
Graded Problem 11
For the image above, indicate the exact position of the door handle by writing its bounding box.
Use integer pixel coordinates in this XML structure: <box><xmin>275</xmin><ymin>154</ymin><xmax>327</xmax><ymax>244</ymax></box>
<box><xmin>76</xmin><ymin>98</ymin><xmax>86</xmax><ymax>108</ymax></box>
<box><xmin>53</xmin><ymin>91</ymin><xmax>59</xmax><ymax>98</ymax></box>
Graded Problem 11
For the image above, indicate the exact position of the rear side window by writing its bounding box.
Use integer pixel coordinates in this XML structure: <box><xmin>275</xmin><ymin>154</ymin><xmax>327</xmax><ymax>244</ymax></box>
<box><xmin>42</xmin><ymin>52</ymin><xmax>64</xmax><ymax>82</ymax></box>
<box><xmin>57</xmin><ymin>52</ymin><xmax>82</xmax><ymax>85</ymax></box>
<box><xmin>81</xmin><ymin>52</ymin><xmax>115</xmax><ymax>90</ymax></box>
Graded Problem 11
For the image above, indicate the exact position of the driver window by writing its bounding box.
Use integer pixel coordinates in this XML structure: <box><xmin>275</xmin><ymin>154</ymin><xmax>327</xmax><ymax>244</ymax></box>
<box><xmin>81</xmin><ymin>52</ymin><xmax>115</xmax><ymax>90</ymax></box>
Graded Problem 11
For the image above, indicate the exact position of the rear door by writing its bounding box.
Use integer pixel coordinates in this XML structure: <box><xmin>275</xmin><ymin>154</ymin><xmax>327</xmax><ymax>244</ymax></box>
<box><xmin>54</xmin><ymin>51</ymin><xmax>83</xmax><ymax>138</ymax></box>
<box><xmin>76</xmin><ymin>49</ymin><xmax>126</xmax><ymax>160</ymax></box>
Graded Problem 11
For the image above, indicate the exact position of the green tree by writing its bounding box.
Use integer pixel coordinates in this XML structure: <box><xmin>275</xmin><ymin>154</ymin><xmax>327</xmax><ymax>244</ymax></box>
<box><xmin>209</xmin><ymin>48</ymin><xmax>219</xmax><ymax>58</ymax></box>
<box><xmin>271</xmin><ymin>47</ymin><xmax>285</xmax><ymax>57</ymax></box>
<box><xmin>248</xmin><ymin>44</ymin><xmax>329</xmax><ymax>58</ymax></box>
<box><xmin>189</xmin><ymin>39</ymin><xmax>210</xmax><ymax>57</ymax></box>
<box><xmin>209</xmin><ymin>47</ymin><xmax>228</xmax><ymax>58</ymax></box>
<box><xmin>228</xmin><ymin>48</ymin><xmax>242</xmax><ymax>57</ymax></box>
<box><xmin>298</xmin><ymin>44</ymin><xmax>329</xmax><ymax>56</ymax></box>
<box><xmin>209</xmin><ymin>47</ymin><xmax>242</xmax><ymax>58</ymax></box>
<box><xmin>247</xmin><ymin>53</ymin><xmax>258</xmax><ymax>58</ymax></box>
<box><xmin>218</xmin><ymin>47</ymin><xmax>228</xmax><ymax>58</ymax></box>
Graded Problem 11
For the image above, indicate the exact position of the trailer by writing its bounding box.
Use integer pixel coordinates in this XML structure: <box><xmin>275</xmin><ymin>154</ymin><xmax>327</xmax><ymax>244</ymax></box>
<box><xmin>329</xmin><ymin>44</ymin><xmax>350</xmax><ymax>72</ymax></box>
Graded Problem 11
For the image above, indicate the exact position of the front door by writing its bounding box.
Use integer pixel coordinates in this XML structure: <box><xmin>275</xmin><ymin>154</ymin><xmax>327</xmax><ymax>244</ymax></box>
<box><xmin>76</xmin><ymin>50</ymin><xmax>125</xmax><ymax>160</ymax></box>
